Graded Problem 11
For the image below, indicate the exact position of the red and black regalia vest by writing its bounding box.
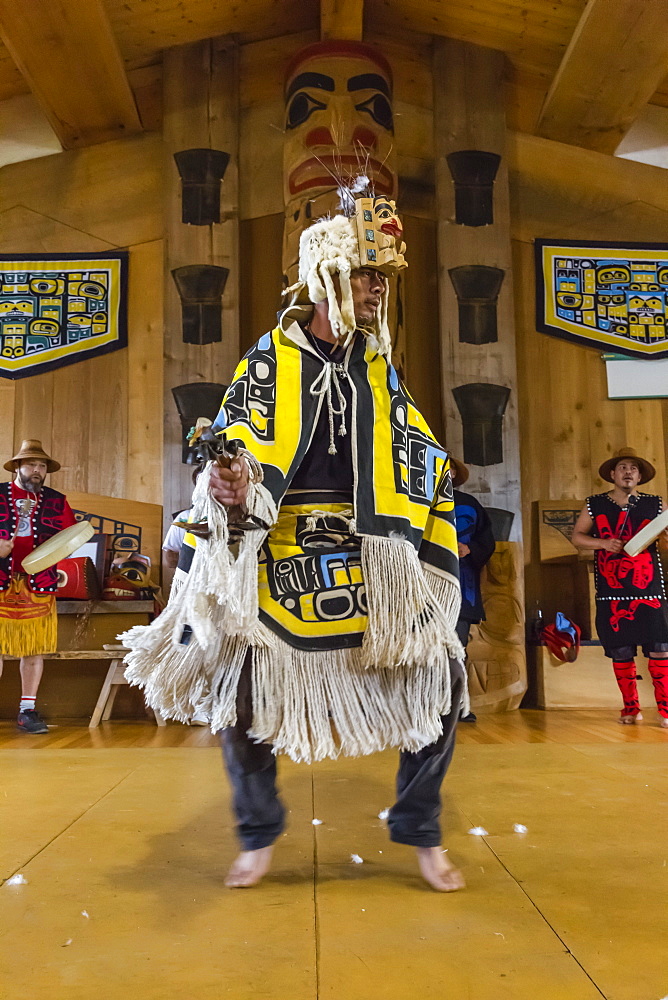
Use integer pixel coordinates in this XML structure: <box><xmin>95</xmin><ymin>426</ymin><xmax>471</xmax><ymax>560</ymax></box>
<box><xmin>0</xmin><ymin>483</ymin><xmax>70</xmax><ymax>594</ymax></box>
<box><xmin>587</xmin><ymin>491</ymin><xmax>668</xmax><ymax>649</ymax></box>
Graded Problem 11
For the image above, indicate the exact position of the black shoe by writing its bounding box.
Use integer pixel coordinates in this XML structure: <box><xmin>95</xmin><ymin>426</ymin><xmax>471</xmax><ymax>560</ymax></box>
<box><xmin>17</xmin><ymin>709</ymin><xmax>48</xmax><ymax>734</ymax></box>
<box><xmin>459</xmin><ymin>712</ymin><xmax>477</xmax><ymax>723</ymax></box>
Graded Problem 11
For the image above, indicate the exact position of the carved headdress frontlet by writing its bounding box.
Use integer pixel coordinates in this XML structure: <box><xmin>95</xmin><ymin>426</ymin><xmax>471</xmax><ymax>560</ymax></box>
<box><xmin>284</xmin><ymin>175</ymin><xmax>407</xmax><ymax>358</ymax></box>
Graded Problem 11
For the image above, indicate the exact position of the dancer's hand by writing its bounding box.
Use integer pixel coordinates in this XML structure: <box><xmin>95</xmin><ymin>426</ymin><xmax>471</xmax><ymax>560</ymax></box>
<box><xmin>0</xmin><ymin>537</ymin><xmax>14</xmax><ymax>558</ymax></box>
<box><xmin>209</xmin><ymin>458</ymin><xmax>249</xmax><ymax>507</ymax></box>
<box><xmin>458</xmin><ymin>542</ymin><xmax>470</xmax><ymax>558</ymax></box>
<box><xmin>601</xmin><ymin>538</ymin><xmax>624</xmax><ymax>553</ymax></box>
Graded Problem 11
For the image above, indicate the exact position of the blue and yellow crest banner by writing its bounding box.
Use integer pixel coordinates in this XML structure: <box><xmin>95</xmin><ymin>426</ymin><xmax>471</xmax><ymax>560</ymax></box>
<box><xmin>0</xmin><ymin>251</ymin><xmax>128</xmax><ymax>379</ymax></box>
<box><xmin>535</xmin><ymin>240</ymin><xmax>668</xmax><ymax>359</ymax></box>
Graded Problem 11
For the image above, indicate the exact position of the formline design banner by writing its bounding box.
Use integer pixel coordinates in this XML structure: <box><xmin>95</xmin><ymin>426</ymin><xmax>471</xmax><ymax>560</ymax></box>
<box><xmin>535</xmin><ymin>239</ymin><xmax>668</xmax><ymax>359</ymax></box>
<box><xmin>0</xmin><ymin>250</ymin><xmax>128</xmax><ymax>379</ymax></box>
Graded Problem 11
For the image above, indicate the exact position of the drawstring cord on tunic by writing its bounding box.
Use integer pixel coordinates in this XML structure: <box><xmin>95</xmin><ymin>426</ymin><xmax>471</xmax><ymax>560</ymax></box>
<box><xmin>309</xmin><ymin>361</ymin><xmax>349</xmax><ymax>455</ymax></box>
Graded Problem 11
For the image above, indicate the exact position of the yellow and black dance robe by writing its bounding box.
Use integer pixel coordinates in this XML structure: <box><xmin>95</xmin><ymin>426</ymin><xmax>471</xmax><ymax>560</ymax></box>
<box><xmin>123</xmin><ymin>312</ymin><xmax>465</xmax><ymax>762</ymax></box>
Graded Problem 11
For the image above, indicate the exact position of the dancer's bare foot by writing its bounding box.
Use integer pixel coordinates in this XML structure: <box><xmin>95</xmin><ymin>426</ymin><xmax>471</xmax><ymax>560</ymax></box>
<box><xmin>225</xmin><ymin>846</ymin><xmax>274</xmax><ymax>888</ymax></box>
<box><xmin>416</xmin><ymin>847</ymin><xmax>465</xmax><ymax>892</ymax></box>
<box><xmin>660</xmin><ymin>716</ymin><xmax>668</xmax><ymax>729</ymax></box>
<box><xmin>619</xmin><ymin>712</ymin><xmax>643</xmax><ymax>725</ymax></box>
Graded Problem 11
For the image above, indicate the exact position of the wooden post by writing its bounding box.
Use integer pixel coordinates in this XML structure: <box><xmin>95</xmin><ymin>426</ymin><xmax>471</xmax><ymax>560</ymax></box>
<box><xmin>163</xmin><ymin>38</ymin><xmax>240</xmax><ymax>526</ymax></box>
<box><xmin>433</xmin><ymin>37</ymin><xmax>522</xmax><ymax>537</ymax></box>
<box><xmin>434</xmin><ymin>38</ymin><xmax>526</xmax><ymax>712</ymax></box>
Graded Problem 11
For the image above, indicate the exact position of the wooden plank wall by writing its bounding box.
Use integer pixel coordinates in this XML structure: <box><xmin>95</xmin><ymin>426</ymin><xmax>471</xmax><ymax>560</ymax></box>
<box><xmin>0</xmin><ymin>133</ymin><xmax>163</xmax><ymax>505</ymax></box>
<box><xmin>509</xmin><ymin>132</ymin><xmax>668</xmax><ymax>620</ymax></box>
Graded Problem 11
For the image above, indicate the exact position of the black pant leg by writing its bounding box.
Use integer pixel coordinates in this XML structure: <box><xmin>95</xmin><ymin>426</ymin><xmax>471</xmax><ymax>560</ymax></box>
<box><xmin>455</xmin><ymin>619</ymin><xmax>471</xmax><ymax>647</ymax></box>
<box><xmin>387</xmin><ymin>658</ymin><xmax>466</xmax><ymax>848</ymax></box>
<box><xmin>219</xmin><ymin>652</ymin><xmax>285</xmax><ymax>851</ymax></box>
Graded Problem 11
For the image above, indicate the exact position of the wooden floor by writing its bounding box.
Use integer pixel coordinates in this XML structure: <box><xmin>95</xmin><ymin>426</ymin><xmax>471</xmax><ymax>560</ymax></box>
<box><xmin>1</xmin><ymin>710</ymin><xmax>667</xmax><ymax>999</ymax></box>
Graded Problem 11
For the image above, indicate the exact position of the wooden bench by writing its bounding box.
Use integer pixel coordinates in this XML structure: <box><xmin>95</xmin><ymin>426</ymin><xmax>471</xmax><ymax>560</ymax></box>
<box><xmin>4</xmin><ymin>647</ymin><xmax>165</xmax><ymax>728</ymax></box>
<box><xmin>91</xmin><ymin>645</ymin><xmax>165</xmax><ymax>728</ymax></box>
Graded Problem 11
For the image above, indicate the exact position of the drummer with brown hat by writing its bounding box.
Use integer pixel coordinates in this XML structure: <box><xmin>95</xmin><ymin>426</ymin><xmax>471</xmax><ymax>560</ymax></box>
<box><xmin>0</xmin><ymin>440</ymin><xmax>76</xmax><ymax>733</ymax></box>
<box><xmin>572</xmin><ymin>447</ymin><xmax>668</xmax><ymax>728</ymax></box>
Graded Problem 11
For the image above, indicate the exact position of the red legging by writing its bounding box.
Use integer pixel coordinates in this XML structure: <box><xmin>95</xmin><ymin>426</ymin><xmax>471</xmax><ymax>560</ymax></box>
<box><xmin>612</xmin><ymin>660</ymin><xmax>641</xmax><ymax>717</ymax></box>
<box><xmin>648</xmin><ymin>657</ymin><xmax>668</xmax><ymax>718</ymax></box>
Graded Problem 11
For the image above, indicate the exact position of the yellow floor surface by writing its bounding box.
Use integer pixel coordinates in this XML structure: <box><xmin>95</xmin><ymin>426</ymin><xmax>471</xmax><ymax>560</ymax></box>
<box><xmin>1</xmin><ymin>710</ymin><xmax>667</xmax><ymax>1000</ymax></box>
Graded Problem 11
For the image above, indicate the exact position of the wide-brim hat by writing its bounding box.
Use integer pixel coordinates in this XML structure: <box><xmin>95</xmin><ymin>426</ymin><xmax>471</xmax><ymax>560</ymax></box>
<box><xmin>449</xmin><ymin>456</ymin><xmax>469</xmax><ymax>488</ymax></box>
<box><xmin>598</xmin><ymin>447</ymin><xmax>655</xmax><ymax>485</ymax></box>
<box><xmin>4</xmin><ymin>439</ymin><xmax>60</xmax><ymax>473</ymax></box>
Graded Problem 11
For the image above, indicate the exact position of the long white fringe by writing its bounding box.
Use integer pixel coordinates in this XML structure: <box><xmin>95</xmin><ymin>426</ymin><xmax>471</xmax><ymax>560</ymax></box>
<box><xmin>422</xmin><ymin>565</ymin><xmax>470</xmax><ymax>716</ymax></box>
<box><xmin>123</xmin><ymin>626</ymin><xmax>248</xmax><ymax>726</ymax></box>
<box><xmin>360</xmin><ymin>534</ymin><xmax>464</xmax><ymax>668</ymax></box>
<box><xmin>121</xmin><ymin>459</ymin><xmax>277</xmax><ymax>719</ymax></box>
<box><xmin>177</xmin><ymin>460</ymin><xmax>277</xmax><ymax>645</ymax></box>
<box><xmin>248</xmin><ymin>638</ymin><xmax>459</xmax><ymax>764</ymax></box>
<box><xmin>122</xmin><ymin>486</ymin><xmax>468</xmax><ymax>759</ymax></box>
<box><xmin>123</xmin><ymin>622</ymin><xmax>463</xmax><ymax>764</ymax></box>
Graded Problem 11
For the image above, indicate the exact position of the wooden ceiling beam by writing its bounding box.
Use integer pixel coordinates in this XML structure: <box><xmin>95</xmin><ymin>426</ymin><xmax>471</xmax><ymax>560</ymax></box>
<box><xmin>320</xmin><ymin>0</ymin><xmax>363</xmax><ymax>40</ymax></box>
<box><xmin>0</xmin><ymin>0</ymin><xmax>142</xmax><ymax>150</ymax></box>
<box><xmin>537</xmin><ymin>0</ymin><xmax>668</xmax><ymax>154</ymax></box>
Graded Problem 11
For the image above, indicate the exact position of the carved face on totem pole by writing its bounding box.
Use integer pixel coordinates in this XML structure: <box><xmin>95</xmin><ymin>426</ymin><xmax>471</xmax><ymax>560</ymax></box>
<box><xmin>282</xmin><ymin>40</ymin><xmax>398</xmax><ymax>285</ymax></box>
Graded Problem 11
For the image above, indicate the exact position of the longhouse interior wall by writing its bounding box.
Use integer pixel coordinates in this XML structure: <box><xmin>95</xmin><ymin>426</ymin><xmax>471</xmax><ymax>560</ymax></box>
<box><xmin>510</xmin><ymin>133</ymin><xmax>668</xmax><ymax>626</ymax></box>
<box><xmin>0</xmin><ymin>133</ymin><xmax>164</xmax><ymax>506</ymax></box>
<box><xmin>3</xmin><ymin>32</ymin><xmax>667</xmax><ymax>635</ymax></box>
